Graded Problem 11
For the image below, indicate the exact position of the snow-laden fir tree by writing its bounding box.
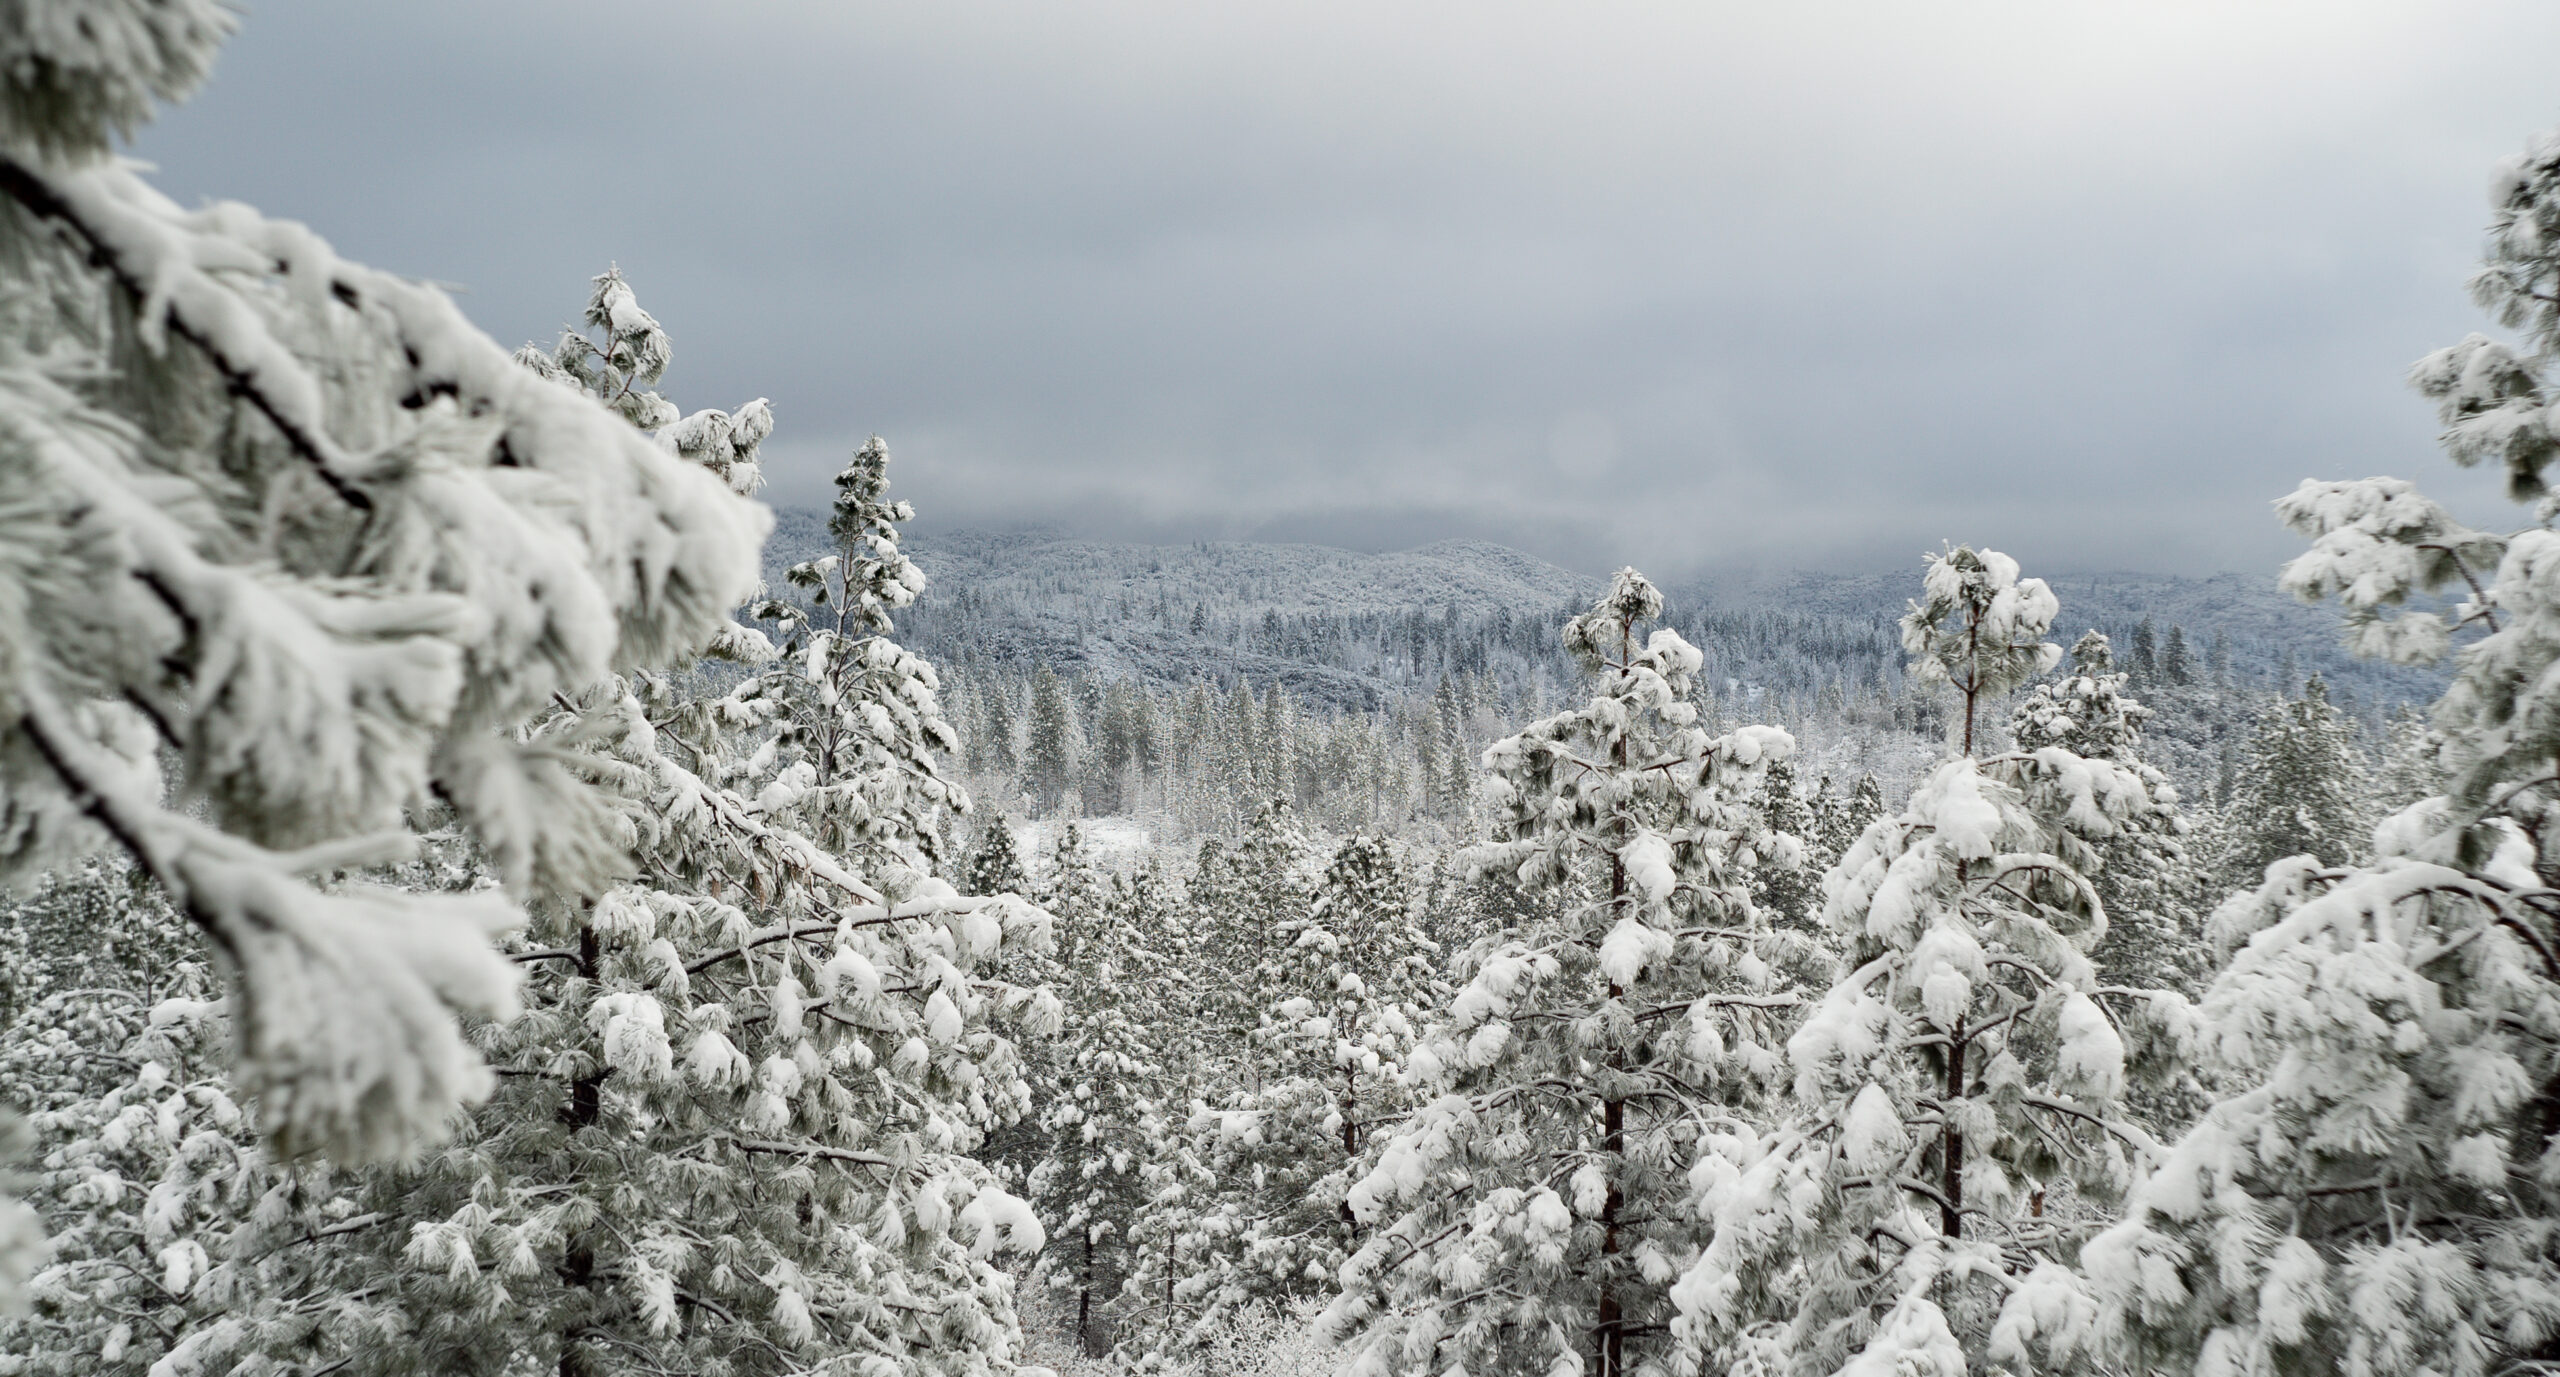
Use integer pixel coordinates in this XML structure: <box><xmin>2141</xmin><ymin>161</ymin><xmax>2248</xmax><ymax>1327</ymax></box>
<box><xmin>1028</xmin><ymin>666</ymin><xmax>1076</xmax><ymax>817</ymax></box>
<box><xmin>2008</xmin><ymin>632</ymin><xmax>2199</xmax><ymax>993</ymax></box>
<box><xmin>1754</xmin><ymin>759</ymin><xmax>1827</xmax><ymax>935</ymax></box>
<box><xmin>962</xmin><ymin>818</ymin><xmax>1033</xmax><ymax>902</ymax></box>
<box><xmin>1136</xmin><ymin>835</ymin><xmax>1445</xmax><ymax>1366</ymax></box>
<box><xmin>0</xmin><ymin>3</ymin><xmax>765</xmax><ymax>1194</ymax></box>
<box><xmin>1814</xmin><ymin>775</ymin><xmax>1889</xmax><ymax>873</ymax></box>
<box><xmin>0</xmin><ymin>868</ymin><xmax>380</xmax><ymax>1374</ymax></box>
<box><xmin>2046</xmin><ymin>124</ymin><xmax>2560</xmax><ymax>1377</ymax></box>
<box><xmin>0</xmin><ymin>958</ymin><xmax>385</xmax><ymax>1375</ymax></box>
<box><xmin>1017</xmin><ymin>824</ymin><xmax>1163</xmax><ymax>1356</ymax></box>
<box><xmin>2374</xmin><ymin>703</ymin><xmax>2444</xmax><ymax>817</ymax></box>
<box><xmin>1322</xmin><ymin>568</ymin><xmax>1804</xmax><ymax>1377</ymax></box>
<box><xmin>1669</xmin><ymin>548</ymin><xmax>2186</xmax><ymax>1377</ymax></box>
<box><xmin>2217</xmin><ymin>675</ymin><xmax>2375</xmax><ymax>887</ymax></box>
<box><xmin>747</xmin><ymin>435</ymin><xmax>971</xmax><ymax>873</ymax></box>
<box><xmin>1196</xmin><ymin>801</ymin><xmax>1317</xmax><ymax>1079</ymax></box>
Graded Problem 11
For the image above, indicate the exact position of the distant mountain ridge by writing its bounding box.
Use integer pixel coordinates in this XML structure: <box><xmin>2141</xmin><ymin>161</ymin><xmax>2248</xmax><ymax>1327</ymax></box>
<box><xmin>765</xmin><ymin>514</ymin><xmax>2446</xmax><ymax>722</ymax></box>
<box><xmin>769</xmin><ymin>515</ymin><xmax>1592</xmax><ymax>619</ymax></box>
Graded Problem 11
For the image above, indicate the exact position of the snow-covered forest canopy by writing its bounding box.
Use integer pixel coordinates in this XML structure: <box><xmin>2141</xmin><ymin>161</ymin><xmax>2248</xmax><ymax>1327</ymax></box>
<box><xmin>9</xmin><ymin>5</ymin><xmax>2560</xmax><ymax>1377</ymax></box>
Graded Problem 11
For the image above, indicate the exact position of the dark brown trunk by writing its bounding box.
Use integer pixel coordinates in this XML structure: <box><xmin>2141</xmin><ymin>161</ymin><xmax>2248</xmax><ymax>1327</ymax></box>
<box><xmin>1079</xmin><ymin>1230</ymin><xmax>1098</xmax><ymax>1356</ymax></box>
<box><xmin>1340</xmin><ymin>1064</ymin><xmax>1362</xmax><ymax>1242</ymax></box>
<box><xmin>1941</xmin><ymin>1015</ymin><xmax>1965</xmax><ymax>1238</ymax></box>
<box><xmin>559</xmin><ymin>921</ymin><xmax>604</xmax><ymax>1376</ymax></box>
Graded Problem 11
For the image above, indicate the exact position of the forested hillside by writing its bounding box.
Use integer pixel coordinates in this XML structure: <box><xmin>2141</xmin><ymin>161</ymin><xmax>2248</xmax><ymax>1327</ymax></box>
<box><xmin>826</xmin><ymin>520</ymin><xmax>2441</xmax><ymax>844</ymax></box>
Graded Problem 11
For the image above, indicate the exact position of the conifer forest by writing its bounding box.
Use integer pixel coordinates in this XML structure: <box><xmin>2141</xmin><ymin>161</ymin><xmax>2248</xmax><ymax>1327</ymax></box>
<box><xmin>13</xmin><ymin>6</ymin><xmax>2560</xmax><ymax>1377</ymax></box>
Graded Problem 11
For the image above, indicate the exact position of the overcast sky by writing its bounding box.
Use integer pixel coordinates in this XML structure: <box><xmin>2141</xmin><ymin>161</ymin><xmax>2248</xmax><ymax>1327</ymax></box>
<box><xmin>132</xmin><ymin>1</ymin><xmax>2560</xmax><ymax>578</ymax></box>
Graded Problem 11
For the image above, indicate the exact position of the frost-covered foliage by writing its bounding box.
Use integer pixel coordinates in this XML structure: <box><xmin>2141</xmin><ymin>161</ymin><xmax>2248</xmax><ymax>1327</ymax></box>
<box><xmin>1322</xmin><ymin>568</ymin><xmax>1805</xmax><ymax>1377</ymax></box>
<box><xmin>748</xmin><ymin>438</ymin><xmax>973</xmax><ymax>873</ymax></box>
<box><xmin>1193</xmin><ymin>803</ymin><xmax>1319</xmax><ymax>1070</ymax></box>
<box><xmin>1754</xmin><ymin>758</ymin><xmax>1830</xmax><ymax>935</ymax></box>
<box><xmin>291</xmin><ymin>314</ymin><xmax>1058</xmax><ymax>1376</ymax></box>
<box><xmin>964</xmin><ymin>818</ymin><xmax>1035</xmax><ymax>904</ymax></box>
<box><xmin>2054</xmin><ymin>125</ymin><xmax>2560</xmax><ymax>1377</ymax></box>
<box><xmin>2219</xmin><ymin>675</ymin><xmax>2377</xmax><ymax>883</ymax></box>
<box><xmin>0</xmin><ymin>4</ymin><xmax>766</xmax><ymax>1183</ymax></box>
<box><xmin>1129</xmin><ymin>834</ymin><xmax>1444</xmax><ymax>1367</ymax></box>
<box><xmin>0</xmin><ymin>273</ymin><xmax>1058</xmax><ymax>1374</ymax></box>
<box><xmin>0</xmin><ymin>868</ymin><xmax>355</xmax><ymax>1375</ymax></box>
<box><xmin>0</xmin><ymin>964</ymin><xmax>383</xmax><ymax>1375</ymax></box>
<box><xmin>1670</xmin><ymin>549</ymin><xmax>2185</xmax><ymax>1377</ymax></box>
<box><xmin>1016</xmin><ymin>824</ymin><xmax>1166</xmax><ymax>1357</ymax></box>
<box><xmin>2009</xmin><ymin>632</ymin><xmax>2199</xmax><ymax>992</ymax></box>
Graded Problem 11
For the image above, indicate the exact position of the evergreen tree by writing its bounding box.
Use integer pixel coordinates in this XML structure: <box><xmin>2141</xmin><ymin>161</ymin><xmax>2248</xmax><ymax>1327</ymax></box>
<box><xmin>1324</xmin><ymin>569</ymin><xmax>1805</xmax><ymax>1377</ymax></box>
<box><xmin>2048</xmin><ymin>124</ymin><xmax>2560</xmax><ymax>1377</ymax></box>
<box><xmin>748</xmin><ymin>435</ymin><xmax>973</xmax><ymax>873</ymax></box>
<box><xmin>2010</xmin><ymin>631</ymin><xmax>2199</xmax><ymax>992</ymax></box>
<box><xmin>2221</xmin><ymin>675</ymin><xmax>2374</xmax><ymax>885</ymax></box>
<box><xmin>1753</xmin><ymin>758</ymin><xmax>1826</xmax><ymax>934</ymax></box>
<box><xmin>1138</xmin><ymin>836</ymin><xmax>1442</xmax><ymax>1365</ymax></box>
<box><xmin>2161</xmin><ymin>624</ymin><xmax>2193</xmax><ymax>685</ymax></box>
<box><xmin>2375</xmin><ymin>703</ymin><xmax>2444</xmax><ymax>817</ymax></box>
<box><xmin>332</xmin><ymin>345</ymin><xmax>1053</xmax><ymax>1375</ymax></box>
<box><xmin>1021</xmin><ymin>824</ymin><xmax>1159</xmax><ymax>1357</ymax></box>
<box><xmin>978</xmin><ymin>680</ymin><xmax>1020</xmax><ymax>777</ymax></box>
<box><xmin>962</xmin><ymin>818</ymin><xmax>1034</xmax><ymax>900</ymax></box>
<box><xmin>1027</xmin><ymin>665</ymin><xmax>1076</xmax><ymax>816</ymax></box>
<box><xmin>1088</xmin><ymin>678</ymin><xmax>1142</xmax><ymax>816</ymax></box>
<box><xmin>1670</xmin><ymin>549</ymin><xmax>2184</xmax><ymax>1377</ymax></box>
<box><xmin>1814</xmin><ymin>773</ymin><xmax>1890</xmax><ymax>870</ymax></box>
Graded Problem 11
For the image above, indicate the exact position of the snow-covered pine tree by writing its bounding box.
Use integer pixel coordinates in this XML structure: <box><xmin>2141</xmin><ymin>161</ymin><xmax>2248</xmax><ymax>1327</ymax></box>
<box><xmin>748</xmin><ymin>436</ymin><xmax>972</xmax><ymax>874</ymax></box>
<box><xmin>1670</xmin><ymin>548</ymin><xmax>2183</xmax><ymax>1377</ymax></box>
<box><xmin>1087</xmin><ymin>678</ymin><xmax>1142</xmax><ymax>816</ymax></box>
<box><xmin>963</xmin><ymin>817</ymin><xmax>1034</xmax><ymax>902</ymax></box>
<box><xmin>2052</xmin><ymin>125</ymin><xmax>2560</xmax><ymax>1377</ymax></box>
<box><xmin>2009</xmin><ymin>631</ymin><xmax>2199</xmax><ymax>992</ymax></box>
<box><xmin>1028</xmin><ymin>666</ymin><xmax>1076</xmax><ymax>817</ymax></box>
<box><xmin>1017</xmin><ymin>823</ymin><xmax>1162</xmax><ymax>1356</ymax></box>
<box><xmin>0</xmin><ymin>865</ymin><xmax>377</xmax><ymax>1375</ymax></box>
<box><xmin>2161</xmin><ymin>625</ymin><xmax>2193</xmax><ymax>686</ymax></box>
<box><xmin>1814</xmin><ymin>774</ymin><xmax>1889</xmax><ymax>872</ymax></box>
<box><xmin>1755</xmin><ymin>758</ymin><xmax>1827</xmax><ymax>934</ymax></box>
<box><xmin>2218</xmin><ymin>675</ymin><xmax>2375</xmax><ymax>886</ymax></box>
<box><xmin>291</xmin><ymin>301</ymin><xmax>1060</xmax><ymax>1376</ymax></box>
<box><xmin>1323</xmin><ymin>568</ymin><xmax>1803</xmax><ymax>1377</ymax></box>
<box><xmin>2374</xmin><ymin>703</ymin><xmax>2444</xmax><ymax>816</ymax></box>
<box><xmin>0</xmin><ymin>5</ymin><xmax>765</xmax><ymax>1186</ymax></box>
<box><xmin>1139</xmin><ymin>835</ymin><xmax>1444</xmax><ymax>1365</ymax></box>
<box><xmin>1197</xmin><ymin>801</ymin><xmax>1317</xmax><ymax>1080</ymax></box>
<box><xmin>0</xmin><ymin>954</ymin><xmax>387</xmax><ymax>1375</ymax></box>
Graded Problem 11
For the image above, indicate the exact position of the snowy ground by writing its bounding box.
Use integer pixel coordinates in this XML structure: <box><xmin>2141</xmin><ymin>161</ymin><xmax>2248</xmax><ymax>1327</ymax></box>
<box><xmin>1010</xmin><ymin>816</ymin><xmax>1161</xmax><ymax>870</ymax></box>
<box><xmin>1011</xmin><ymin>1270</ymin><xmax>1340</xmax><ymax>1376</ymax></box>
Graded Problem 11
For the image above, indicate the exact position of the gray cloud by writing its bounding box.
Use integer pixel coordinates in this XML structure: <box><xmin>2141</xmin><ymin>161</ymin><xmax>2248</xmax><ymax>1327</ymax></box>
<box><xmin>135</xmin><ymin>0</ymin><xmax>2557</xmax><ymax>578</ymax></box>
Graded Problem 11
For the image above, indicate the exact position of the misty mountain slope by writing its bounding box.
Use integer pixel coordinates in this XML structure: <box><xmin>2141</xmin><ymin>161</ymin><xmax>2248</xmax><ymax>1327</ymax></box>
<box><xmin>766</xmin><ymin>514</ymin><xmax>2445</xmax><ymax>726</ymax></box>
<box><xmin>1684</xmin><ymin>567</ymin><xmax>2449</xmax><ymax>716</ymax></box>
<box><xmin>766</xmin><ymin>515</ymin><xmax>1594</xmax><ymax>710</ymax></box>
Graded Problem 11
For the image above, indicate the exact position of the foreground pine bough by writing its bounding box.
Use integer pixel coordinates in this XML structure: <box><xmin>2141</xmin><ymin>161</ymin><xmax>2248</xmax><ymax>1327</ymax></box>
<box><xmin>0</xmin><ymin>0</ymin><xmax>775</xmax><ymax>1238</ymax></box>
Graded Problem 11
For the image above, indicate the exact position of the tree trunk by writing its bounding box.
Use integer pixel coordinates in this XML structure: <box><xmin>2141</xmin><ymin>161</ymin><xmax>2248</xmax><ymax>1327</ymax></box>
<box><xmin>1079</xmin><ymin>1230</ymin><xmax>1098</xmax><ymax>1357</ymax></box>
<box><xmin>1593</xmin><ymin>616</ymin><xmax>1634</xmax><ymax>1377</ymax></box>
<box><xmin>1941</xmin><ymin>1015</ymin><xmax>1965</xmax><ymax>1238</ymax></box>
<box><xmin>559</xmin><ymin>922</ymin><xmax>605</xmax><ymax>1377</ymax></box>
